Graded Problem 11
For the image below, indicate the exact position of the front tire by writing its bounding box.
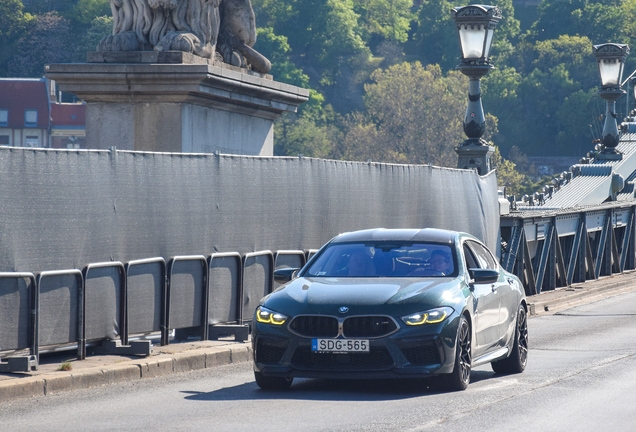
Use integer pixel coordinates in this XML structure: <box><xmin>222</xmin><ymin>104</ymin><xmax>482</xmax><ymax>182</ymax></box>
<box><xmin>492</xmin><ymin>304</ymin><xmax>528</xmax><ymax>374</ymax></box>
<box><xmin>254</xmin><ymin>371</ymin><xmax>293</xmax><ymax>390</ymax></box>
<box><xmin>441</xmin><ymin>315</ymin><xmax>471</xmax><ymax>391</ymax></box>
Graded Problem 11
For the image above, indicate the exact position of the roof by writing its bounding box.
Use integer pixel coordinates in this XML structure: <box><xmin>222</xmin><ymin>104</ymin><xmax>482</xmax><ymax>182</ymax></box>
<box><xmin>537</xmin><ymin>132</ymin><xmax>636</xmax><ymax>209</ymax></box>
<box><xmin>332</xmin><ymin>228</ymin><xmax>458</xmax><ymax>244</ymax></box>
<box><xmin>0</xmin><ymin>78</ymin><xmax>50</xmax><ymax>129</ymax></box>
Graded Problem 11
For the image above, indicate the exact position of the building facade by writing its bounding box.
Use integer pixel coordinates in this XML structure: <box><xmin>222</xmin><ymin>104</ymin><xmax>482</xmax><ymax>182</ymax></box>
<box><xmin>0</xmin><ymin>78</ymin><xmax>86</xmax><ymax>149</ymax></box>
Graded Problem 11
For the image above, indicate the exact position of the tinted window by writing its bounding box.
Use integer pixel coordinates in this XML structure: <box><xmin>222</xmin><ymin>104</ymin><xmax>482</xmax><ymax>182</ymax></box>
<box><xmin>465</xmin><ymin>240</ymin><xmax>498</xmax><ymax>270</ymax></box>
<box><xmin>304</xmin><ymin>242</ymin><xmax>456</xmax><ymax>277</ymax></box>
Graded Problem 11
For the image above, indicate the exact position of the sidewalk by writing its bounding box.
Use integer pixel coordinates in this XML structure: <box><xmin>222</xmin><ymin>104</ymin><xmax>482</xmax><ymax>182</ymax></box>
<box><xmin>2</xmin><ymin>270</ymin><xmax>636</xmax><ymax>403</ymax></box>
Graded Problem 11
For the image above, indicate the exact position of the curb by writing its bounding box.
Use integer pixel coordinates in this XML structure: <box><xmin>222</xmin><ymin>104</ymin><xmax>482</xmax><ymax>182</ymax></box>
<box><xmin>527</xmin><ymin>271</ymin><xmax>636</xmax><ymax>316</ymax></box>
<box><xmin>0</xmin><ymin>344</ymin><xmax>252</xmax><ymax>403</ymax></box>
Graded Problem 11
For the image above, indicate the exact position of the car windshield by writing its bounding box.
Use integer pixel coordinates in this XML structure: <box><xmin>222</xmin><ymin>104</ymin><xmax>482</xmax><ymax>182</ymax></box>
<box><xmin>304</xmin><ymin>242</ymin><xmax>457</xmax><ymax>278</ymax></box>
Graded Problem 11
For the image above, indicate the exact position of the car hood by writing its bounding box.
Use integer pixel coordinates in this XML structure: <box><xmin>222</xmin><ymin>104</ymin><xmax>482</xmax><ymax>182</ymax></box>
<box><xmin>262</xmin><ymin>276</ymin><xmax>465</xmax><ymax>315</ymax></box>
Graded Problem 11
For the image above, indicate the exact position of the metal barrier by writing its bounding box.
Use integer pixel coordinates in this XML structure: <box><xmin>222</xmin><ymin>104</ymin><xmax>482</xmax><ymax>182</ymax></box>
<box><xmin>208</xmin><ymin>253</ymin><xmax>246</xmax><ymax>341</ymax></box>
<box><xmin>0</xmin><ymin>272</ymin><xmax>38</xmax><ymax>372</ymax></box>
<box><xmin>125</xmin><ymin>258</ymin><xmax>166</xmax><ymax>345</ymax></box>
<box><xmin>167</xmin><ymin>255</ymin><xmax>208</xmax><ymax>343</ymax></box>
<box><xmin>501</xmin><ymin>202</ymin><xmax>636</xmax><ymax>295</ymax></box>
<box><xmin>242</xmin><ymin>251</ymin><xmax>274</xmax><ymax>324</ymax></box>
<box><xmin>83</xmin><ymin>262</ymin><xmax>152</xmax><ymax>356</ymax></box>
<box><xmin>36</xmin><ymin>270</ymin><xmax>84</xmax><ymax>360</ymax></box>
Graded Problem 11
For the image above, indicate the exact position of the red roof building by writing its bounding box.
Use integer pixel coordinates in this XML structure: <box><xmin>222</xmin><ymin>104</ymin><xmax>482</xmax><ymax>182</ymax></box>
<box><xmin>0</xmin><ymin>78</ymin><xmax>86</xmax><ymax>149</ymax></box>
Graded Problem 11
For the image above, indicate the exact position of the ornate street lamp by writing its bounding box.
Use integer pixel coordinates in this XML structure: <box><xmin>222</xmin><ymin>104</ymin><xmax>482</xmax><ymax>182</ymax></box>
<box><xmin>593</xmin><ymin>43</ymin><xmax>629</xmax><ymax>160</ymax></box>
<box><xmin>452</xmin><ymin>4</ymin><xmax>501</xmax><ymax>174</ymax></box>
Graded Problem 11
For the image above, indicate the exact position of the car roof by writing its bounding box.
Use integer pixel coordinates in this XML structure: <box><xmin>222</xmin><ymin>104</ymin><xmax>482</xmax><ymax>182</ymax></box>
<box><xmin>331</xmin><ymin>228</ymin><xmax>462</xmax><ymax>245</ymax></box>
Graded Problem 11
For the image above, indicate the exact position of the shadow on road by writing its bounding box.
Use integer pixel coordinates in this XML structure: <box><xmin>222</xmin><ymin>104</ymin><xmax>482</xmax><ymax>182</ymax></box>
<box><xmin>181</xmin><ymin>370</ymin><xmax>495</xmax><ymax>402</ymax></box>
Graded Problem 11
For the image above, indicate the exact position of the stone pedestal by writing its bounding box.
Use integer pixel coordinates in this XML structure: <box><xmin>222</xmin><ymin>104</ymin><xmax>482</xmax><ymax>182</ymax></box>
<box><xmin>455</xmin><ymin>140</ymin><xmax>495</xmax><ymax>175</ymax></box>
<box><xmin>45</xmin><ymin>52</ymin><xmax>309</xmax><ymax>155</ymax></box>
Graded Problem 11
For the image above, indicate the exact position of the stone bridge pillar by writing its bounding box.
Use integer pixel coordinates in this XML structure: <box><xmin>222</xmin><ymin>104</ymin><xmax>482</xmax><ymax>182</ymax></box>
<box><xmin>46</xmin><ymin>52</ymin><xmax>309</xmax><ymax>155</ymax></box>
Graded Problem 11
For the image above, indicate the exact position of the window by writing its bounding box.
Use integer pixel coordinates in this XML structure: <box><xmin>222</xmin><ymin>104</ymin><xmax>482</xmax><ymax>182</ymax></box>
<box><xmin>24</xmin><ymin>109</ymin><xmax>37</xmax><ymax>127</ymax></box>
<box><xmin>25</xmin><ymin>136</ymin><xmax>39</xmax><ymax>147</ymax></box>
<box><xmin>0</xmin><ymin>135</ymin><xmax>9</xmax><ymax>145</ymax></box>
<box><xmin>465</xmin><ymin>241</ymin><xmax>498</xmax><ymax>270</ymax></box>
<box><xmin>0</xmin><ymin>109</ymin><xmax>7</xmax><ymax>127</ymax></box>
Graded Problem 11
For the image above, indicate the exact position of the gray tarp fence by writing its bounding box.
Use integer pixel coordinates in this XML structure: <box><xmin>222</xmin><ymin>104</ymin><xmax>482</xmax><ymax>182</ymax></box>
<box><xmin>0</xmin><ymin>147</ymin><xmax>499</xmax><ymax>272</ymax></box>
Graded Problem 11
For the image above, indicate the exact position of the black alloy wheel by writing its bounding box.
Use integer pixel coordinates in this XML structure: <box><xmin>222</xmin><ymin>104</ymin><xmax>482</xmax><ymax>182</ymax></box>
<box><xmin>441</xmin><ymin>315</ymin><xmax>471</xmax><ymax>391</ymax></box>
<box><xmin>491</xmin><ymin>304</ymin><xmax>528</xmax><ymax>374</ymax></box>
<box><xmin>254</xmin><ymin>371</ymin><xmax>293</xmax><ymax>390</ymax></box>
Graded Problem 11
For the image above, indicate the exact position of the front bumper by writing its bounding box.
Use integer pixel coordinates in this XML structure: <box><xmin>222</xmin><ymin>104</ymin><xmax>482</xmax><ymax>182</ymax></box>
<box><xmin>252</xmin><ymin>316</ymin><xmax>459</xmax><ymax>380</ymax></box>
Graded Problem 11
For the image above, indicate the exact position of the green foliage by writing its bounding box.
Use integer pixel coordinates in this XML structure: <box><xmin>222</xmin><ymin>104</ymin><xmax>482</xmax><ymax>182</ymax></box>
<box><xmin>8</xmin><ymin>12</ymin><xmax>73</xmax><ymax>77</ymax></box>
<box><xmin>255</xmin><ymin>27</ymin><xmax>310</xmax><ymax>88</ymax></box>
<box><xmin>353</xmin><ymin>0</ymin><xmax>415</xmax><ymax>44</ymax></box>
<box><xmin>0</xmin><ymin>0</ymin><xmax>35</xmax><ymax>75</ymax></box>
<box><xmin>412</xmin><ymin>0</ymin><xmax>457</xmax><ymax>71</ymax></box>
<box><xmin>72</xmin><ymin>15</ymin><xmax>112</xmax><ymax>61</ymax></box>
<box><xmin>492</xmin><ymin>147</ymin><xmax>526</xmax><ymax>197</ymax></box>
<box><xmin>529</xmin><ymin>0</ymin><xmax>626</xmax><ymax>44</ymax></box>
<box><xmin>66</xmin><ymin>0</ymin><xmax>110</xmax><ymax>26</ymax></box>
<box><xmin>340</xmin><ymin>62</ymin><xmax>466</xmax><ymax>165</ymax></box>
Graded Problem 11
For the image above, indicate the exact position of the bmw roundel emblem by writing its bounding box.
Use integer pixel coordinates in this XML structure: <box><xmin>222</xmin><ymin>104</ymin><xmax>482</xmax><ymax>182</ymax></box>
<box><xmin>338</xmin><ymin>306</ymin><xmax>349</xmax><ymax>314</ymax></box>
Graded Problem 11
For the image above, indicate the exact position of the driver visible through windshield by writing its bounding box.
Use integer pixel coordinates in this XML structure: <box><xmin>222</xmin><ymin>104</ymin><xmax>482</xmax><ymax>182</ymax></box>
<box><xmin>304</xmin><ymin>242</ymin><xmax>456</xmax><ymax>278</ymax></box>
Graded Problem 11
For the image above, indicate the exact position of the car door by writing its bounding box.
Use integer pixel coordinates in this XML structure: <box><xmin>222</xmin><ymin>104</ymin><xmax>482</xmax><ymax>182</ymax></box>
<box><xmin>464</xmin><ymin>241</ymin><xmax>501</xmax><ymax>356</ymax></box>
<box><xmin>467</xmin><ymin>241</ymin><xmax>515</xmax><ymax>347</ymax></box>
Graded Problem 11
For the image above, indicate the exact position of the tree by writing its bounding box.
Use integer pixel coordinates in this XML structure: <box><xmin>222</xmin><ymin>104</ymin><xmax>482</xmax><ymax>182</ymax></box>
<box><xmin>72</xmin><ymin>15</ymin><xmax>112</xmax><ymax>62</ymax></box>
<box><xmin>8</xmin><ymin>12</ymin><xmax>73</xmax><ymax>77</ymax></box>
<box><xmin>529</xmin><ymin>0</ymin><xmax>626</xmax><ymax>44</ymax></box>
<box><xmin>66</xmin><ymin>0</ymin><xmax>110</xmax><ymax>26</ymax></box>
<box><xmin>0</xmin><ymin>0</ymin><xmax>34</xmax><ymax>76</ymax></box>
<box><xmin>412</xmin><ymin>0</ymin><xmax>457</xmax><ymax>71</ymax></box>
<box><xmin>353</xmin><ymin>0</ymin><xmax>415</xmax><ymax>45</ymax></box>
<box><xmin>531</xmin><ymin>35</ymin><xmax>595</xmax><ymax>88</ymax></box>
<box><xmin>255</xmin><ymin>27</ymin><xmax>311</xmax><ymax>89</ymax></box>
<box><xmin>340</xmin><ymin>62</ymin><xmax>467</xmax><ymax>166</ymax></box>
<box><xmin>486</xmin><ymin>0</ymin><xmax>521</xmax><ymax>65</ymax></box>
<box><xmin>252</xmin><ymin>0</ymin><xmax>372</xmax><ymax>112</ymax></box>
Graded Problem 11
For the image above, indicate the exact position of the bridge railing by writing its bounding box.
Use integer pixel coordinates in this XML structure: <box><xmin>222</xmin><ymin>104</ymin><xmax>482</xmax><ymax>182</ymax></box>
<box><xmin>500</xmin><ymin>201</ymin><xmax>636</xmax><ymax>296</ymax></box>
<box><xmin>0</xmin><ymin>249</ymin><xmax>319</xmax><ymax>372</ymax></box>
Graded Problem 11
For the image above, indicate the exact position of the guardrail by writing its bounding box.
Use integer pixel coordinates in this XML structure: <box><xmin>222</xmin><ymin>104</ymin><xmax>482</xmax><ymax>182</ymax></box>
<box><xmin>501</xmin><ymin>201</ymin><xmax>636</xmax><ymax>296</ymax></box>
<box><xmin>0</xmin><ymin>250</ymin><xmax>317</xmax><ymax>373</ymax></box>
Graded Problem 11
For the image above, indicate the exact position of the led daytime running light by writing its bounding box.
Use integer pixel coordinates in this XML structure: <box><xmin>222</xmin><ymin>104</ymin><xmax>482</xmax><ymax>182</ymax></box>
<box><xmin>256</xmin><ymin>306</ymin><xmax>287</xmax><ymax>325</ymax></box>
<box><xmin>402</xmin><ymin>308</ymin><xmax>451</xmax><ymax>326</ymax></box>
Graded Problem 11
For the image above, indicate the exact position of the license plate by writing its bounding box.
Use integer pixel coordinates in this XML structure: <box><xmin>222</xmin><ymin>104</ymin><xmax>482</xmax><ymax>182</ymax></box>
<box><xmin>312</xmin><ymin>339</ymin><xmax>369</xmax><ymax>353</ymax></box>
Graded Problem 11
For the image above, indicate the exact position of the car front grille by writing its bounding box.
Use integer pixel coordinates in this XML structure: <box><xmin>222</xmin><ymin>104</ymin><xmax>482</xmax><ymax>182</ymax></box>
<box><xmin>397</xmin><ymin>339</ymin><xmax>441</xmax><ymax>366</ymax></box>
<box><xmin>289</xmin><ymin>316</ymin><xmax>339</xmax><ymax>337</ymax></box>
<box><xmin>343</xmin><ymin>316</ymin><xmax>397</xmax><ymax>337</ymax></box>
<box><xmin>289</xmin><ymin>315</ymin><xmax>397</xmax><ymax>338</ymax></box>
<box><xmin>256</xmin><ymin>337</ymin><xmax>289</xmax><ymax>364</ymax></box>
<box><xmin>290</xmin><ymin>346</ymin><xmax>394</xmax><ymax>370</ymax></box>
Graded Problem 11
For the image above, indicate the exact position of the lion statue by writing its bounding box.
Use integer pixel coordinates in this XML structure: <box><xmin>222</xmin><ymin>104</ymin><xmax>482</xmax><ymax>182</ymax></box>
<box><xmin>97</xmin><ymin>0</ymin><xmax>271</xmax><ymax>74</ymax></box>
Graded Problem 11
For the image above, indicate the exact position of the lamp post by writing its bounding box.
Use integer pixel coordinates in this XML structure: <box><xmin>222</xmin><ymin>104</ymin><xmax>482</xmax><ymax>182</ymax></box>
<box><xmin>452</xmin><ymin>4</ymin><xmax>501</xmax><ymax>174</ymax></box>
<box><xmin>593</xmin><ymin>43</ymin><xmax>629</xmax><ymax>160</ymax></box>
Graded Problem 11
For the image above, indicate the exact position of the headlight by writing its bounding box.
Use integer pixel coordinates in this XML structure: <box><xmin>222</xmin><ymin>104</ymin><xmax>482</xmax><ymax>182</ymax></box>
<box><xmin>402</xmin><ymin>307</ymin><xmax>454</xmax><ymax>326</ymax></box>
<box><xmin>255</xmin><ymin>306</ymin><xmax>288</xmax><ymax>325</ymax></box>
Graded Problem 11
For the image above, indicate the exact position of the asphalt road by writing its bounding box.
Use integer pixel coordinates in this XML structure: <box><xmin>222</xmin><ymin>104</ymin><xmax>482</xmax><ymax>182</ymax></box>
<box><xmin>2</xmin><ymin>291</ymin><xmax>636</xmax><ymax>431</ymax></box>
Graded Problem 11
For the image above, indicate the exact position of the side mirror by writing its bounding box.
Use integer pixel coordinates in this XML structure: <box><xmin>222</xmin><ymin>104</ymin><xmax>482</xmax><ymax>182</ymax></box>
<box><xmin>273</xmin><ymin>268</ymin><xmax>299</xmax><ymax>284</ymax></box>
<box><xmin>469</xmin><ymin>268</ymin><xmax>499</xmax><ymax>284</ymax></box>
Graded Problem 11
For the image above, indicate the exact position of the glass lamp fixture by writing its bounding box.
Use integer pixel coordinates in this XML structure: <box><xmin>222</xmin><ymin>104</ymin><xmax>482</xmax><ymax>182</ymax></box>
<box><xmin>593</xmin><ymin>43</ymin><xmax>630</xmax><ymax>158</ymax></box>
<box><xmin>451</xmin><ymin>5</ymin><xmax>501</xmax><ymax>147</ymax></box>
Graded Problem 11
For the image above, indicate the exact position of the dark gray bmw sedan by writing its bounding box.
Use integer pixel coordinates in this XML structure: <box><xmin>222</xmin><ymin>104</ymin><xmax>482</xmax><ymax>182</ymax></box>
<box><xmin>252</xmin><ymin>228</ymin><xmax>528</xmax><ymax>391</ymax></box>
